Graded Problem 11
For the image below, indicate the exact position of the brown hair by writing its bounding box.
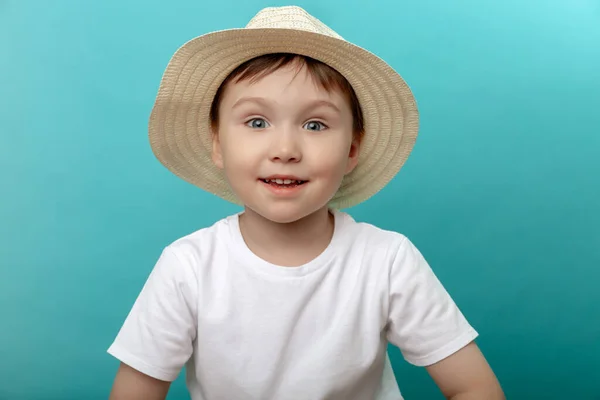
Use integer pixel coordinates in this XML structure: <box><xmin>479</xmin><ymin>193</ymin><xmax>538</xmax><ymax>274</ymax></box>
<box><xmin>209</xmin><ymin>53</ymin><xmax>364</xmax><ymax>141</ymax></box>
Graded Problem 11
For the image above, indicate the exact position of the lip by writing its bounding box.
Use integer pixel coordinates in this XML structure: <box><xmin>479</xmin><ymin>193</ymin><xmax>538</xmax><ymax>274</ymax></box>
<box><xmin>261</xmin><ymin>174</ymin><xmax>308</xmax><ymax>181</ymax></box>
<box><xmin>259</xmin><ymin>176</ymin><xmax>308</xmax><ymax>197</ymax></box>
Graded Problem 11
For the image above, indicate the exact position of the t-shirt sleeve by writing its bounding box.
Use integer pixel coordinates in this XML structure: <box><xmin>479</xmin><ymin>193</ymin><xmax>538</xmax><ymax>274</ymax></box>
<box><xmin>386</xmin><ymin>236</ymin><xmax>478</xmax><ymax>367</ymax></box>
<box><xmin>107</xmin><ymin>247</ymin><xmax>198</xmax><ymax>381</ymax></box>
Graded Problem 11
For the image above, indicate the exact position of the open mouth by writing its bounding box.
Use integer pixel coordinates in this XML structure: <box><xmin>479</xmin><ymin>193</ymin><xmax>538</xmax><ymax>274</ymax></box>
<box><xmin>260</xmin><ymin>178</ymin><xmax>308</xmax><ymax>188</ymax></box>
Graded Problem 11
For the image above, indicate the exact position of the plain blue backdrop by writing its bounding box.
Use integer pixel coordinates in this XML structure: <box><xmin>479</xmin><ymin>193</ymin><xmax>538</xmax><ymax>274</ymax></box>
<box><xmin>1</xmin><ymin>0</ymin><xmax>599</xmax><ymax>399</ymax></box>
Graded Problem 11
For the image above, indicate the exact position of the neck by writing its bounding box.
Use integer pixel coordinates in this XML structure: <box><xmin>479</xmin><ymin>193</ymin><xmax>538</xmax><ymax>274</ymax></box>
<box><xmin>238</xmin><ymin>206</ymin><xmax>335</xmax><ymax>267</ymax></box>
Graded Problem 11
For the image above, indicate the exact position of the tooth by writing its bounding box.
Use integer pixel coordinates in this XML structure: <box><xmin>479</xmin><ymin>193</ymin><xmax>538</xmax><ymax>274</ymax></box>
<box><xmin>275</xmin><ymin>179</ymin><xmax>284</xmax><ymax>184</ymax></box>
<box><xmin>283</xmin><ymin>179</ymin><xmax>292</xmax><ymax>184</ymax></box>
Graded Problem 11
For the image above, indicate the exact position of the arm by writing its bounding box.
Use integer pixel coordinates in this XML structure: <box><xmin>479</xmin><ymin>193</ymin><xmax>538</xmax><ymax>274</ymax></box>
<box><xmin>107</xmin><ymin>248</ymin><xmax>198</xmax><ymax>399</ymax></box>
<box><xmin>426</xmin><ymin>342</ymin><xmax>505</xmax><ymax>400</ymax></box>
<box><xmin>109</xmin><ymin>363</ymin><xmax>171</xmax><ymax>400</ymax></box>
<box><xmin>385</xmin><ymin>236</ymin><xmax>503</xmax><ymax>399</ymax></box>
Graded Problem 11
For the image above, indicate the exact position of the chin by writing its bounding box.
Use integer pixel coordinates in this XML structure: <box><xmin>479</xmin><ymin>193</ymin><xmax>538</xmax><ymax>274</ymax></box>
<box><xmin>251</xmin><ymin>203</ymin><xmax>326</xmax><ymax>225</ymax></box>
<box><xmin>260</xmin><ymin>208</ymin><xmax>310</xmax><ymax>224</ymax></box>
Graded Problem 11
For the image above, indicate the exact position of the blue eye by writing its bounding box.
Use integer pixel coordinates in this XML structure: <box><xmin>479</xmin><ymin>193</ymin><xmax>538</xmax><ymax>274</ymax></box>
<box><xmin>303</xmin><ymin>121</ymin><xmax>327</xmax><ymax>131</ymax></box>
<box><xmin>246</xmin><ymin>118</ymin><xmax>270</xmax><ymax>129</ymax></box>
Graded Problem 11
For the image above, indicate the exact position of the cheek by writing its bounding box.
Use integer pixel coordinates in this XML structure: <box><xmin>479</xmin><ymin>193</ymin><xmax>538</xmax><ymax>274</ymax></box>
<box><xmin>309</xmin><ymin>143</ymin><xmax>352</xmax><ymax>178</ymax></box>
<box><xmin>220</xmin><ymin>136</ymin><xmax>261</xmax><ymax>177</ymax></box>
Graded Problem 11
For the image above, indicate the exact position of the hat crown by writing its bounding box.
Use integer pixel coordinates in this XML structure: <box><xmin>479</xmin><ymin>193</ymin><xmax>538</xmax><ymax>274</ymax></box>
<box><xmin>149</xmin><ymin>6</ymin><xmax>418</xmax><ymax>209</ymax></box>
<box><xmin>245</xmin><ymin>6</ymin><xmax>344</xmax><ymax>40</ymax></box>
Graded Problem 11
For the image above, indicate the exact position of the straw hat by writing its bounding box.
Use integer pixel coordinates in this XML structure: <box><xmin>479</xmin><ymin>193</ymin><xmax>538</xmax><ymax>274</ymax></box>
<box><xmin>148</xmin><ymin>5</ymin><xmax>419</xmax><ymax>209</ymax></box>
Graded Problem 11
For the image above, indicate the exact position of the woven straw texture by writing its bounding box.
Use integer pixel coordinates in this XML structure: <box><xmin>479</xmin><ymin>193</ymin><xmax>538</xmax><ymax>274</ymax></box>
<box><xmin>148</xmin><ymin>6</ymin><xmax>419</xmax><ymax>209</ymax></box>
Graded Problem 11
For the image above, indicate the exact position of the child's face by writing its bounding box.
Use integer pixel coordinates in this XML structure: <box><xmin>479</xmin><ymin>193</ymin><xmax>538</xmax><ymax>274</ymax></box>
<box><xmin>212</xmin><ymin>63</ymin><xmax>360</xmax><ymax>224</ymax></box>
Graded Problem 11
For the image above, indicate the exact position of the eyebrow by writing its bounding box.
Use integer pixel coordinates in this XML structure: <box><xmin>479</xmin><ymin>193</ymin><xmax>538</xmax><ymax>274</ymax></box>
<box><xmin>231</xmin><ymin>96</ymin><xmax>272</xmax><ymax>110</ymax></box>
<box><xmin>231</xmin><ymin>97</ymin><xmax>341</xmax><ymax>114</ymax></box>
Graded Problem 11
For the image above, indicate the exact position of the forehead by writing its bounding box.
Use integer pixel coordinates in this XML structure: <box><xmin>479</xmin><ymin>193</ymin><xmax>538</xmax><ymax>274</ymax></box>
<box><xmin>219</xmin><ymin>63</ymin><xmax>347</xmax><ymax>106</ymax></box>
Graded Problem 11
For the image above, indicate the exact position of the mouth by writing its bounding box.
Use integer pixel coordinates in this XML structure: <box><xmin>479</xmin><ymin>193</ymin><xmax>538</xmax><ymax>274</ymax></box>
<box><xmin>259</xmin><ymin>177</ymin><xmax>308</xmax><ymax>188</ymax></box>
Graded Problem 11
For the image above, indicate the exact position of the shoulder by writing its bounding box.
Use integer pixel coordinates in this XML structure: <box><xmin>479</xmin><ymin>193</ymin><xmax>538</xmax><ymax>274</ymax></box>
<box><xmin>157</xmin><ymin>213</ymin><xmax>238</xmax><ymax>272</ymax></box>
<box><xmin>335</xmin><ymin>210</ymin><xmax>410</xmax><ymax>256</ymax></box>
<box><xmin>169</xmin><ymin>213</ymin><xmax>235</xmax><ymax>249</ymax></box>
<box><xmin>335</xmin><ymin>210</ymin><xmax>432</xmax><ymax>282</ymax></box>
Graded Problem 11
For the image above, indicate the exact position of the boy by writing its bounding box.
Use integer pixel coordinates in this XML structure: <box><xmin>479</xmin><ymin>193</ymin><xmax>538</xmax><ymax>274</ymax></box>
<box><xmin>108</xmin><ymin>6</ymin><xmax>504</xmax><ymax>400</ymax></box>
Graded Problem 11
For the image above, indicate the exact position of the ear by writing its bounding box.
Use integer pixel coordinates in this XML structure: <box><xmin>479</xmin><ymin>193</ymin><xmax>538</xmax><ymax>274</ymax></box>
<box><xmin>211</xmin><ymin>129</ymin><xmax>224</xmax><ymax>169</ymax></box>
<box><xmin>345</xmin><ymin>136</ymin><xmax>361</xmax><ymax>174</ymax></box>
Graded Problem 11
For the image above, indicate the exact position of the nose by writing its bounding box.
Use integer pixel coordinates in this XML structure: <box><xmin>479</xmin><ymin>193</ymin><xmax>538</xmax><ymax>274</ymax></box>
<box><xmin>269</xmin><ymin>128</ymin><xmax>302</xmax><ymax>163</ymax></box>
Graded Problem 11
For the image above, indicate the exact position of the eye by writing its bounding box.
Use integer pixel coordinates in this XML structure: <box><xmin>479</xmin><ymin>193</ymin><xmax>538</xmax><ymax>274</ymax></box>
<box><xmin>246</xmin><ymin>118</ymin><xmax>270</xmax><ymax>129</ymax></box>
<box><xmin>303</xmin><ymin>121</ymin><xmax>327</xmax><ymax>131</ymax></box>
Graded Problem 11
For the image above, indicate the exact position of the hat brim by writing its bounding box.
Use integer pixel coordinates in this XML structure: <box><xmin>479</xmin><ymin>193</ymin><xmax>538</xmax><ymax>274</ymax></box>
<box><xmin>148</xmin><ymin>28</ymin><xmax>419</xmax><ymax>209</ymax></box>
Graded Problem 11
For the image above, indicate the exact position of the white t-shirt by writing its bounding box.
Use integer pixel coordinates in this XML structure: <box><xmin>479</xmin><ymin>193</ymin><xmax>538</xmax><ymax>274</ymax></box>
<box><xmin>108</xmin><ymin>210</ymin><xmax>478</xmax><ymax>399</ymax></box>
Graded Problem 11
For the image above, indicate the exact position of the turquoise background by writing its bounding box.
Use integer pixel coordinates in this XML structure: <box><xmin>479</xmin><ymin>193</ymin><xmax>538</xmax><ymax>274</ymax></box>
<box><xmin>1</xmin><ymin>0</ymin><xmax>599</xmax><ymax>398</ymax></box>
